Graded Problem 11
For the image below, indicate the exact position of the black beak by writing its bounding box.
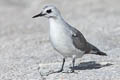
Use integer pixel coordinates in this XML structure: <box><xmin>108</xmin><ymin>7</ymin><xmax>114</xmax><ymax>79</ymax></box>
<box><xmin>32</xmin><ymin>12</ymin><xmax>46</xmax><ymax>18</ymax></box>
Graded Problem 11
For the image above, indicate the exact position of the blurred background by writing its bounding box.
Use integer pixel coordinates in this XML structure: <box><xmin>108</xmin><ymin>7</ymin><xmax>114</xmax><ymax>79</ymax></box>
<box><xmin>0</xmin><ymin>0</ymin><xmax>120</xmax><ymax>80</ymax></box>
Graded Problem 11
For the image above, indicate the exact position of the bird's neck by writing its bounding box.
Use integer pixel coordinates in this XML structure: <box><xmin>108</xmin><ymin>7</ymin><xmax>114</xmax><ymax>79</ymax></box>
<box><xmin>49</xmin><ymin>16</ymin><xmax>66</xmax><ymax>29</ymax></box>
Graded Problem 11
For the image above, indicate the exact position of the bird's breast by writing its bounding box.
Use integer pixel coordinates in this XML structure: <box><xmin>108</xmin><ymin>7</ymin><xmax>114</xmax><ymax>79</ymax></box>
<box><xmin>50</xmin><ymin>25</ymin><xmax>72</xmax><ymax>49</ymax></box>
<box><xmin>49</xmin><ymin>19</ymin><xmax>84</xmax><ymax>58</ymax></box>
<box><xmin>49</xmin><ymin>23</ymin><xmax>74</xmax><ymax>53</ymax></box>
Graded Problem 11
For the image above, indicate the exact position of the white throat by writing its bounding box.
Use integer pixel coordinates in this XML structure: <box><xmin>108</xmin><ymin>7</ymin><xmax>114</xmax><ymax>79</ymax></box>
<box><xmin>49</xmin><ymin>16</ymin><xmax>66</xmax><ymax>29</ymax></box>
<box><xmin>49</xmin><ymin>17</ymin><xmax>65</xmax><ymax>36</ymax></box>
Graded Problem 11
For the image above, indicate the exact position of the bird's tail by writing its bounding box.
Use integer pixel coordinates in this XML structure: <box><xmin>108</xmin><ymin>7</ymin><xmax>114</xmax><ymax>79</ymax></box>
<box><xmin>92</xmin><ymin>51</ymin><xmax>107</xmax><ymax>56</ymax></box>
<box><xmin>87</xmin><ymin>42</ymin><xmax>107</xmax><ymax>56</ymax></box>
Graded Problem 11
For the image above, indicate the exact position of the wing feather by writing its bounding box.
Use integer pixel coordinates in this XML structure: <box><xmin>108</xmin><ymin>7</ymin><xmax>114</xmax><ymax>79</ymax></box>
<box><xmin>69</xmin><ymin>26</ymin><xmax>90</xmax><ymax>52</ymax></box>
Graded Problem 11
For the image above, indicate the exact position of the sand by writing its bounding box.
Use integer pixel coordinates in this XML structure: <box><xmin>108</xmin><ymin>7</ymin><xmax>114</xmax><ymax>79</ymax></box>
<box><xmin>0</xmin><ymin>0</ymin><xmax>120</xmax><ymax>80</ymax></box>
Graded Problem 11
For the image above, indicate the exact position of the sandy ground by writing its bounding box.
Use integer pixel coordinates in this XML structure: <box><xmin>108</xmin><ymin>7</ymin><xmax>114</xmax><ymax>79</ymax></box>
<box><xmin>0</xmin><ymin>0</ymin><xmax>120</xmax><ymax>80</ymax></box>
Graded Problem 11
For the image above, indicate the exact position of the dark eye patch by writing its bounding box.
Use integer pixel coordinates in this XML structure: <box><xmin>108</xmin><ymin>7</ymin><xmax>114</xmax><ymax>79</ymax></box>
<box><xmin>46</xmin><ymin>9</ymin><xmax>52</xmax><ymax>13</ymax></box>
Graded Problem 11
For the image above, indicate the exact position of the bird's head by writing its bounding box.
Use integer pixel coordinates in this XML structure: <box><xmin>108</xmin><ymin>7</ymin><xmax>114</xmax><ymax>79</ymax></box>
<box><xmin>32</xmin><ymin>5</ymin><xmax>61</xmax><ymax>19</ymax></box>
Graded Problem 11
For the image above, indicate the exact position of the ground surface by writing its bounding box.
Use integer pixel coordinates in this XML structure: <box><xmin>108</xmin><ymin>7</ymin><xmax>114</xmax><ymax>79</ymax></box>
<box><xmin>0</xmin><ymin>0</ymin><xmax>120</xmax><ymax>80</ymax></box>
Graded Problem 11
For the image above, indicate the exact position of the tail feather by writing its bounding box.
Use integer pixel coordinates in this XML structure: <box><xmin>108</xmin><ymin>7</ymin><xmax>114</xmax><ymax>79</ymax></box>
<box><xmin>87</xmin><ymin>42</ymin><xmax>107</xmax><ymax>56</ymax></box>
<box><xmin>93</xmin><ymin>51</ymin><xmax>107</xmax><ymax>56</ymax></box>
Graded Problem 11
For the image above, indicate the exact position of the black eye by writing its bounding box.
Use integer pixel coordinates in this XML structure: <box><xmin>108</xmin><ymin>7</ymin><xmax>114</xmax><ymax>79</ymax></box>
<box><xmin>46</xmin><ymin>9</ymin><xmax>52</xmax><ymax>13</ymax></box>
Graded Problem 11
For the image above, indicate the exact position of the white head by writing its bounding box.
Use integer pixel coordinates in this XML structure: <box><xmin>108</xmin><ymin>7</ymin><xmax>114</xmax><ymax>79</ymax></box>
<box><xmin>32</xmin><ymin>5</ymin><xmax>61</xmax><ymax>19</ymax></box>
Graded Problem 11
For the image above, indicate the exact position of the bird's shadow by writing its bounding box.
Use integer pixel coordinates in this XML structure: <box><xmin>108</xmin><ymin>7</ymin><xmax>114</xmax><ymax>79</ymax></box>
<box><xmin>70</xmin><ymin>61</ymin><xmax>112</xmax><ymax>70</ymax></box>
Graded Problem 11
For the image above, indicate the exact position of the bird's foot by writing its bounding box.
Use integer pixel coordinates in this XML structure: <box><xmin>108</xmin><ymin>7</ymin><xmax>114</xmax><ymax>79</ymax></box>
<box><xmin>62</xmin><ymin>68</ymin><xmax>78</xmax><ymax>74</ymax></box>
<box><xmin>38</xmin><ymin>68</ymin><xmax>77</xmax><ymax>76</ymax></box>
<box><xmin>39</xmin><ymin>69</ymin><xmax>64</xmax><ymax>76</ymax></box>
<box><xmin>71</xmin><ymin>69</ymin><xmax>75</xmax><ymax>73</ymax></box>
<box><xmin>49</xmin><ymin>68</ymin><xmax>63</xmax><ymax>74</ymax></box>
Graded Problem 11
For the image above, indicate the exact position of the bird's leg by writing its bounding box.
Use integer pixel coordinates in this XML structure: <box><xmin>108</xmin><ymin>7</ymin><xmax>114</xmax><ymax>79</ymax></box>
<box><xmin>42</xmin><ymin>58</ymin><xmax>65</xmax><ymax>76</ymax></box>
<box><xmin>50</xmin><ymin>57</ymin><xmax>65</xmax><ymax>74</ymax></box>
<box><xmin>71</xmin><ymin>55</ymin><xmax>76</xmax><ymax>72</ymax></box>
<box><xmin>56</xmin><ymin>57</ymin><xmax>65</xmax><ymax>72</ymax></box>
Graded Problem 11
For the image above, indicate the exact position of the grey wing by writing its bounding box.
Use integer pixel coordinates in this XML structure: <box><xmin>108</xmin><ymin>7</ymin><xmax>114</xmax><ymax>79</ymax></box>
<box><xmin>69</xmin><ymin>26</ymin><xmax>90</xmax><ymax>52</ymax></box>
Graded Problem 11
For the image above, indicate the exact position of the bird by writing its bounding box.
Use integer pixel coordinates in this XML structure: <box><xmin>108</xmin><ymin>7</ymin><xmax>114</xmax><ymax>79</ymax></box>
<box><xmin>32</xmin><ymin>5</ymin><xmax>107</xmax><ymax>73</ymax></box>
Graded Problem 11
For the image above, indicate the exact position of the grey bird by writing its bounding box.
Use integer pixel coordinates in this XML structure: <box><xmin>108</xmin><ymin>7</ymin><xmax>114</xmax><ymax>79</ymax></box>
<box><xmin>32</xmin><ymin>5</ymin><xmax>107</xmax><ymax>73</ymax></box>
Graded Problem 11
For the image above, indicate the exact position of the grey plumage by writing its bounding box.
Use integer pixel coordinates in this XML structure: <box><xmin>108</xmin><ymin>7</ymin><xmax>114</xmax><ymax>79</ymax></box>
<box><xmin>69</xmin><ymin>25</ymin><xmax>90</xmax><ymax>52</ymax></box>
<box><xmin>33</xmin><ymin>5</ymin><xmax>107</xmax><ymax>74</ymax></box>
<box><xmin>66</xmin><ymin>23</ymin><xmax>107</xmax><ymax>56</ymax></box>
<box><xmin>87</xmin><ymin>42</ymin><xmax>107</xmax><ymax>56</ymax></box>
